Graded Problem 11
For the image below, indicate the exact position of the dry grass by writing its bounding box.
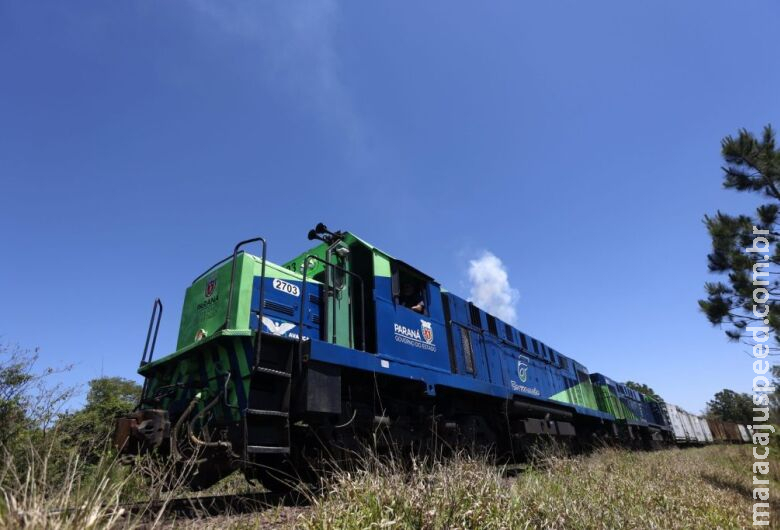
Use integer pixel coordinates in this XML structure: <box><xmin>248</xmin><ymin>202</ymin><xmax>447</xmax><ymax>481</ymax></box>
<box><xmin>0</xmin><ymin>444</ymin><xmax>133</xmax><ymax>529</ymax></box>
<box><xmin>0</xmin><ymin>441</ymin><xmax>200</xmax><ymax>529</ymax></box>
<box><xmin>1</xmin><ymin>443</ymin><xmax>775</xmax><ymax>529</ymax></box>
<box><xmin>299</xmin><ymin>445</ymin><xmax>779</xmax><ymax>530</ymax></box>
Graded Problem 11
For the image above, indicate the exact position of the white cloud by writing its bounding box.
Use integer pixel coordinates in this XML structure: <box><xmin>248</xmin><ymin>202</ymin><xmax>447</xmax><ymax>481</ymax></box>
<box><xmin>467</xmin><ymin>251</ymin><xmax>519</xmax><ymax>324</ymax></box>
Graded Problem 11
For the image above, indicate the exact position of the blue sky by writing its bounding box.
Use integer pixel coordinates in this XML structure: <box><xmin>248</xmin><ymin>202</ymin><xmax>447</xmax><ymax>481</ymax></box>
<box><xmin>1</xmin><ymin>1</ymin><xmax>778</xmax><ymax>413</ymax></box>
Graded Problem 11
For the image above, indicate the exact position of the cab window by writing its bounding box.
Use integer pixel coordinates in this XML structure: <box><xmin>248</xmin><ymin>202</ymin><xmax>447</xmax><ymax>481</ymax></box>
<box><xmin>392</xmin><ymin>263</ymin><xmax>428</xmax><ymax>315</ymax></box>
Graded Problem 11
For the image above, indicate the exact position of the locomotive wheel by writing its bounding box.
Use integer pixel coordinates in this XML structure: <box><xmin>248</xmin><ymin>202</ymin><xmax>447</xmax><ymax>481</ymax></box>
<box><xmin>457</xmin><ymin>414</ymin><xmax>497</xmax><ymax>455</ymax></box>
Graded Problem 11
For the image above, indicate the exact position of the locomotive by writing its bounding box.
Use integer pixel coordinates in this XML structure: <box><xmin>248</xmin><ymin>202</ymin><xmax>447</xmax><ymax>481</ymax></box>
<box><xmin>113</xmin><ymin>225</ymin><xmax>748</xmax><ymax>491</ymax></box>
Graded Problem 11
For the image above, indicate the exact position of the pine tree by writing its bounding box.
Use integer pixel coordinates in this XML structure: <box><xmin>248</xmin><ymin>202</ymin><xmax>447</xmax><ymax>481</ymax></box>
<box><xmin>700</xmin><ymin>125</ymin><xmax>780</xmax><ymax>350</ymax></box>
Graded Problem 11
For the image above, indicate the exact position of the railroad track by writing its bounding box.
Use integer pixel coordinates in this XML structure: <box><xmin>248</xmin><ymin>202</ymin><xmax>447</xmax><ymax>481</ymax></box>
<box><xmin>45</xmin><ymin>490</ymin><xmax>308</xmax><ymax>524</ymax></box>
<box><xmin>125</xmin><ymin>490</ymin><xmax>308</xmax><ymax>520</ymax></box>
<box><xmin>126</xmin><ymin>466</ymin><xmax>524</xmax><ymax>520</ymax></box>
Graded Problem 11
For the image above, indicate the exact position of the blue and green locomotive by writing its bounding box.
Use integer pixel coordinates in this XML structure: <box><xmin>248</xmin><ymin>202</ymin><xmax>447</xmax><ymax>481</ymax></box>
<box><xmin>114</xmin><ymin>224</ymin><xmax>680</xmax><ymax>490</ymax></box>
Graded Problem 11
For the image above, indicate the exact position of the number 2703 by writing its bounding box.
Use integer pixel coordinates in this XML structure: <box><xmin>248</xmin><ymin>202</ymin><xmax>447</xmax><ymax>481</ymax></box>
<box><xmin>273</xmin><ymin>279</ymin><xmax>300</xmax><ymax>297</ymax></box>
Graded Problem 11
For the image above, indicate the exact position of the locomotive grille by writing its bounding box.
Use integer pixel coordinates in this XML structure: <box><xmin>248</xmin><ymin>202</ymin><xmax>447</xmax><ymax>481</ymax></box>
<box><xmin>263</xmin><ymin>300</ymin><xmax>295</xmax><ymax>316</ymax></box>
<box><xmin>460</xmin><ymin>327</ymin><xmax>475</xmax><ymax>374</ymax></box>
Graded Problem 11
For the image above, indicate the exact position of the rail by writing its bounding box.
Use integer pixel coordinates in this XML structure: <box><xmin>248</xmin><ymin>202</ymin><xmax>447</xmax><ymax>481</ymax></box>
<box><xmin>191</xmin><ymin>253</ymin><xmax>235</xmax><ymax>285</ymax></box>
<box><xmin>222</xmin><ymin>237</ymin><xmax>268</xmax><ymax>368</ymax></box>
<box><xmin>224</xmin><ymin>237</ymin><xmax>267</xmax><ymax>330</ymax></box>
<box><xmin>140</xmin><ymin>298</ymin><xmax>163</xmax><ymax>366</ymax></box>
<box><xmin>50</xmin><ymin>490</ymin><xmax>306</xmax><ymax>521</ymax></box>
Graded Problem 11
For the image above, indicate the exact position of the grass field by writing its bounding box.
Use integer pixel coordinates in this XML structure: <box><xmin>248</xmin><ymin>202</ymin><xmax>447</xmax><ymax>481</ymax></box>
<box><xmin>298</xmin><ymin>445</ymin><xmax>778</xmax><ymax>530</ymax></box>
<box><xmin>1</xmin><ymin>444</ymin><xmax>776</xmax><ymax>529</ymax></box>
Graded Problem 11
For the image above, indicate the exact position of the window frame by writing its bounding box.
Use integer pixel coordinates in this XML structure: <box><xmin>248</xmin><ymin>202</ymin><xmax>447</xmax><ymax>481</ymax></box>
<box><xmin>391</xmin><ymin>261</ymin><xmax>430</xmax><ymax>316</ymax></box>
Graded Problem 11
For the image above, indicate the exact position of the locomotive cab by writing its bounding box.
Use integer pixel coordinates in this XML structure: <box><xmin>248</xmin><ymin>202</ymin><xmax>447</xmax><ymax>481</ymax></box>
<box><xmin>373</xmin><ymin>258</ymin><xmax>449</xmax><ymax>372</ymax></box>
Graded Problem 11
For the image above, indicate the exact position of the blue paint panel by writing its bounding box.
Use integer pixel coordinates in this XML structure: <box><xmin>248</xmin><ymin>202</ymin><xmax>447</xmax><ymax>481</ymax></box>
<box><xmin>373</xmin><ymin>276</ymin><xmax>450</xmax><ymax>372</ymax></box>
<box><xmin>246</xmin><ymin>260</ymin><xmax>621</xmax><ymax>425</ymax></box>
<box><xmin>443</xmin><ymin>292</ymin><xmax>579</xmax><ymax>410</ymax></box>
<box><xmin>444</xmin><ymin>296</ymin><xmax>492</xmax><ymax>382</ymax></box>
<box><xmin>483</xmin><ymin>338</ymin><xmax>506</xmax><ymax>387</ymax></box>
<box><xmin>309</xmin><ymin>339</ymin><xmax>508</xmax><ymax>399</ymax></box>
<box><xmin>314</xmin><ymin>273</ymin><xmax>611</xmax><ymax>421</ymax></box>
<box><xmin>250</xmin><ymin>277</ymin><xmax>321</xmax><ymax>341</ymax></box>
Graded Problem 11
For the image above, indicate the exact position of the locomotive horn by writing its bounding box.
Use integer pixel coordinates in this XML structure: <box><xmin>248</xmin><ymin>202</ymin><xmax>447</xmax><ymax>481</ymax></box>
<box><xmin>309</xmin><ymin>228</ymin><xmax>333</xmax><ymax>243</ymax></box>
<box><xmin>315</xmin><ymin>222</ymin><xmax>335</xmax><ymax>236</ymax></box>
<box><xmin>315</xmin><ymin>222</ymin><xmax>345</xmax><ymax>241</ymax></box>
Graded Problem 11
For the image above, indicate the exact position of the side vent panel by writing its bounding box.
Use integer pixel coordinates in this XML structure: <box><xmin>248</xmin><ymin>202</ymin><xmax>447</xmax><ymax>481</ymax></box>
<box><xmin>263</xmin><ymin>300</ymin><xmax>295</xmax><ymax>316</ymax></box>
<box><xmin>460</xmin><ymin>327</ymin><xmax>475</xmax><ymax>374</ymax></box>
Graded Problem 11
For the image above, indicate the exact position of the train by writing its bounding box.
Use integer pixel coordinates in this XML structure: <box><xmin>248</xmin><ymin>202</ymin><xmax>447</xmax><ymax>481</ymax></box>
<box><xmin>664</xmin><ymin>403</ymin><xmax>751</xmax><ymax>444</ymax></box>
<box><xmin>113</xmin><ymin>225</ymin><xmax>752</xmax><ymax>491</ymax></box>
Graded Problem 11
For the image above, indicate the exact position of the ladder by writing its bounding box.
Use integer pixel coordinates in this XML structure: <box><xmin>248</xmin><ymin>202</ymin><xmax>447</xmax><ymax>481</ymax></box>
<box><xmin>243</xmin><ymin>338</ymin><xmax>295</xmax><ymax>458</ymax></box>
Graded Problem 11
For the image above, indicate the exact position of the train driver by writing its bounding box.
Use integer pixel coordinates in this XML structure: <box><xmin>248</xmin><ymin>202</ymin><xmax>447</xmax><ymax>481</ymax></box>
<box><xmin>400</xmin><ymin>282</ymin><xmax>425</xmax><ymax>314</ymax></box>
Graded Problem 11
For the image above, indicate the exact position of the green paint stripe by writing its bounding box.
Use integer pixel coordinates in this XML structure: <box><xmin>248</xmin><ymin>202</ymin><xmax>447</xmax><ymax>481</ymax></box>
<box><xmin>235</xmin><ymin>336</ymin><xmax>250</xmax><ymax>376</ymax></box>
<box><xmin>552</xmin><ymin>381</ymin><xmax>614</xmax><ymax>414</ymax></box>
<box><xmin>139</xmin><ymin>329</ymin><xmax>253</xmax><ymax>373</ymax></box>
<box><xmin>373</xmin><ymin>251</ymin><xmax>391</xmax><ymax>277</ymax></box>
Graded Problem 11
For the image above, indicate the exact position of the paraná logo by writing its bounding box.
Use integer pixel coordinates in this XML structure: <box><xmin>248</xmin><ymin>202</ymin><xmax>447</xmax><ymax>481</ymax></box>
<box><xmin>421</xmin><ymin>320</ymin><xmax>434</xmax><ymax>344</ymax></box>
<box><xmin>205</xmin><ymin>276</ymin><xmax>217</xmax><ymax>298</ymax></box>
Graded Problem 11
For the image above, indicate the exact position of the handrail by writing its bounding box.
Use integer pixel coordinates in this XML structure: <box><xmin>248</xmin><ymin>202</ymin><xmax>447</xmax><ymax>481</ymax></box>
<box><xmin>220</xmin><ymin>237</ymin><xmax>268</xmax><ymax>369</ymax></box>
<box><xmin>140</xmin><ymin>298</ymin><xmax>163</xmax><ymax>366</ymax></box>
<box><xmin>298</xmin><ymin>254</ymin><xmax>365</xmax><ymax>359</ymax></box>
<box><xmin>191</xmin><ymin>252</ymin><xmax>244</xmax><ymax>285</ymax></box>
<box><xmin>224</xmin><ymin>237</ymin><xmax>267</xmax><ymax>330</ymax></box>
